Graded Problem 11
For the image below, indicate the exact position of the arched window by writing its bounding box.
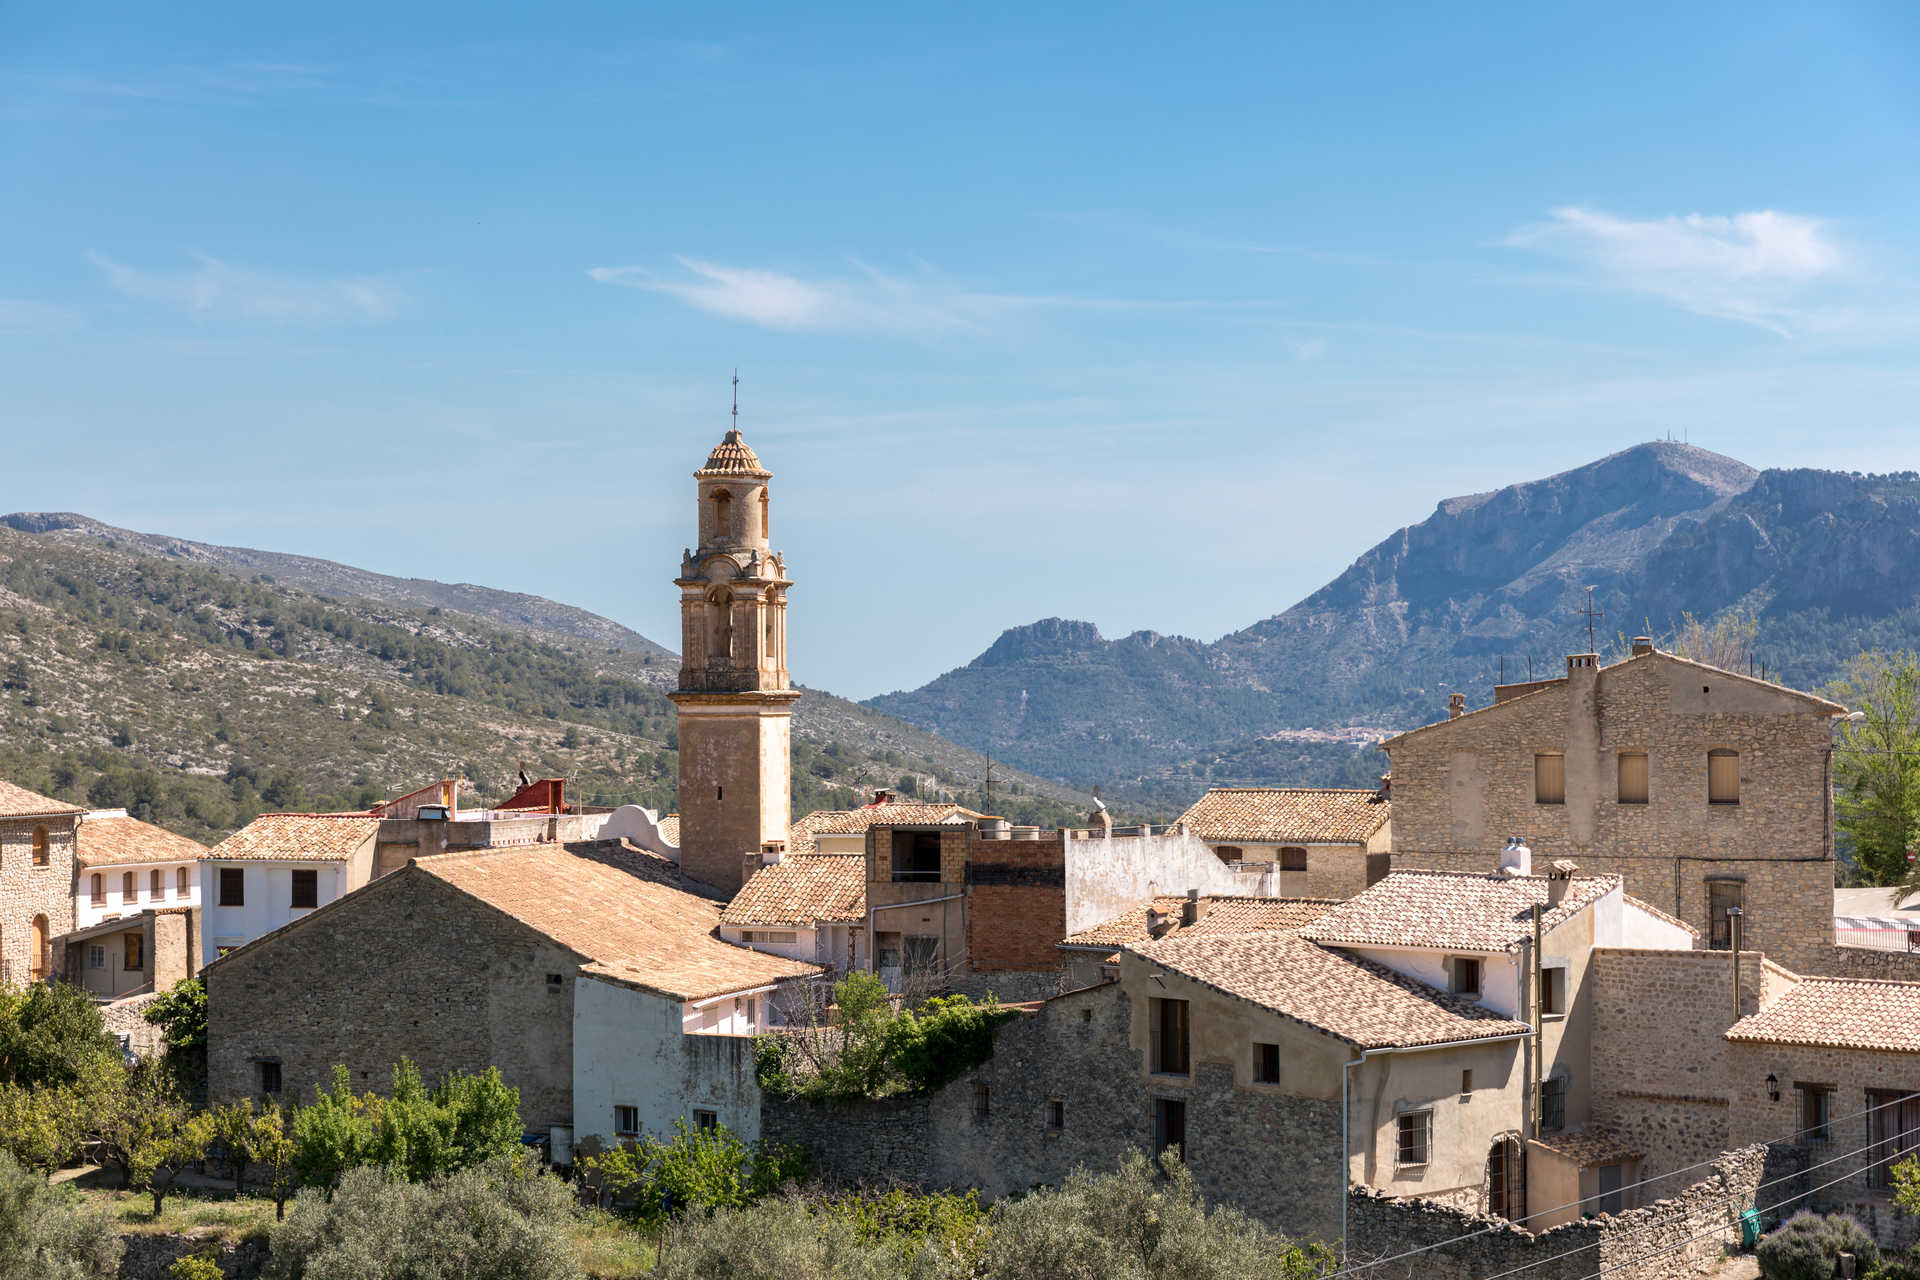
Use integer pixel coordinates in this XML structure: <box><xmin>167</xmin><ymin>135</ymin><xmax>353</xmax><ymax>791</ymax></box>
<box><xmin>759</xmin><ymin>489</ymin><xmax>769</xmax><ymax>539</ymax></box>
<box><xmin>30</xmin><ymin>826</ymin><xmax>48</xmax><ymax>867</ymax></box>
<box><xmin>708</xmin><ymin>589</ymin><xmax>733</xmax><ymax>666</ymax></box>
<box><xmin>151</xmin><ymin>868</ymin><xmax>165</xmax><ymax>900</ymax></box>
<box><xmin>28</xmin><ymin>916</ymin><xmax>48</xmax><ymax>981</ymax></box>
<box><xmin>1708</xmin><ymin>749</ymin><xmax>1740</xmax><ymax>804</ymax></box>
<box><xmin>90</xmin><ymin>874</ymin><xmax>105</xmax><ymax>906</ymax></box>
<box><xmin>122</xmin><ymin>871</ymin><xmax>137</xmax><ymax>902</ymax></box>
<box><xmin>711</xmin><ymin>488</ymin><xmax>733</xmax><ymax>538</ymax></box>
<box><xmin>177</xmin><ymin>866</ymin><xmax>189</xmax><ymax>896</ymax></box>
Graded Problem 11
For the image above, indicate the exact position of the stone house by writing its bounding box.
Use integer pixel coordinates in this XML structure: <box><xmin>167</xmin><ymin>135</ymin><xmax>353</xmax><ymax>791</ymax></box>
<box><xmin>198</xmin><ymin>813</ymin><xmax>382</xmax><ymax>964</ymax></box>
<box><xmin>0</xmin><ymin>779</ymin><xmax>81</xmax><ymax>985</ymax></box>
<box><xmin>788</xmin><ymin>797</ymin><xmax>985</xmax><ymax>856</ymax></box>
<box><xmin>717</xmin><ymin>853</ymin><xmax>865</xmax><ymax>975</ymax></box>
<box><xmin>1175</xmin><ymin>787</ymin><xmax>1392</xmax><ymax>898</ymax></box>
<box><xmin>72</xmin><ymin>809</ymin><xmax>205</xmax><ymax>929</ymax></box>
<box><xmin>204</xmin><ymin>841</ymin><xmax>816</xmax><ymax>1155</ymax></box>
<box><xmin>1382</xmin><ymin>644</ymin><xmax>1848</xmax><ymax>971</ymax></box>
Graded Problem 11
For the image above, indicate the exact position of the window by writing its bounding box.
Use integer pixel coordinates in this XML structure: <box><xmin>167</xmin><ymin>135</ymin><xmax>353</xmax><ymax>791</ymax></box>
<box><xmin>973</xmin><ymin>1082</ymin><xmax>991</xmax><ymax>1119</ymax></box>
<box><xmin>1617</xmin><ymin>752</ymin><xmax>1649</xmax><ymax>805</ymax></box>
<box><xmin>258</xmin><ymin>1061</ymin><xmax>282</xmax><ymax>1095</ymax></box>
<box><xmin>614</xmin><ymin>1105</ymin><xmax>639</xmax><ymax>1137</ymax></box>
<box><xmin>1279</xmin><ymin>847</ymin><xmax>1308</xmax><ymax>873</ymax></box>
<box><xmin>1798</xmin><ymin>1084</ymin><xmax>1833</xmax><ymax>1146</ymax></box>
<box><xmin>693</xmin><ymin>1109</ymin><xmax>718</xmax><ymax>1133</ymax></box>
<box><xmin>759</xmin><ymin>491</ymin><xmax>769</xmax><ymax>539</ymax></box>
<box><xmin>1153</xmin><ymin>1098</ymin><xmax>1186</xmax><ymax>1159</ymax></box>
<box><xmin>1707</xmin><ymin>880</ymin><xmax>1744</xmax><ymax>950</ymax></box>
<box><xmin>89</xmin><ymin>874</ymin><xmax>104</xmax><ymax>906</ymax></box>
<box><xmin>1213</xmin><ymin>845</ymin><xmax>1243</xmax><ymax>863</ymax></box>
<box><xmin>1151</xmin><ymin>997</ymin><xmax>1190</xmax><ymax>1076</ymax></box>
<box><xmin>1541</xmin><ymin>1075</ymin><xmax>1567</xmax><ymax>1132</ymax></box>
<box><xmin>1396</xmin><ymin>1110</ymin><xmax>1431</xmax><ymax>1165</ymax></box>
<box><xmin>1534</xmin><ymin>754</ymin><xmax>1566</xmax><ymax>805</ymax></box>
<box><xmin>290</xmin><ymin>869</ymin><xmax>318</xmax><ymax>909</ymax></box>
<box><xmin>218</xmin><ymin>868</ymin><xmax>245</xmax><ymax>906</ymax></box>
<box><xmin>1595</xmin><ymin>1163</ymin><xmax>1625</xmax><ymax>1215</ymax></box>
<box><xmin>1253</xmin><ymin>1042</ymin><xmax>1281</xmax><ymax>1085</ymax></box>
<box><xmin>1488</xmin><ymin>1137</ymin><xmax>1524</xmax><ymax>1219</ymax></box>
<box><xmin>903</xmin><ymin>935</ymin><xmax>940</xmax><ymax>978</ymax></box>
<box><xmin>1708</xmin><ymin>749</ymin><xmax>1740</xmax><ymax>804</ymax></box>
<box><xmin>1450</xmin><ymin>956</ymin><xmax>1482</xmax><ymax>997</ymax></box>
<box><xmin>1541</xmin><ymin>966</ymin><xmax>1567</xmax><ymax>1017</ymax></box>
<box><xmin>1461</xmin><ymin>1069</ymin><xmax>1474</xmax><ymax>1098</ymax></box>
<box><xmin>151</xmin><ymin>869</ymin><xmax>165</xmax><ymax>900</ymax></box>
<box><xmin>1868</xmin><ymin>1091</ymin><xmax>1920</xmax><ymax>1188</ymax></box>
<box><xmin>122</xmin><ymin>872</ymin><xmax>137</xmax><ymax>902</ymax></box>
<box><xmin>1045</xmin><ymin>1098</ymin><xmax>1065</xmax><ymax>1132</ymax></box>
<box><xmin>30</xmin><ymin>826</ymin><xmax>48</xmax><ymax>866</ymax></box>
<box><xmin>741</xmin><ymin>930</ymin><xmax>797</xmax><ymax>944</ymax></box>
<box><xmin>124</xmin><ymin>932</ymin><xmax>144</xmax><ymax>971</ymax></box>
<box><xmin>87</xmin><ymin>945</ymin><xmax>105</xmax><ymax>970</ymax></box>
<box><xmin>28</xmin><ymin>916</ymin><xmax>47</xmax><ymax>980</ymax></box>
<box><xmin>889</xmin><ymin>830</ymin><xmax>944</xmax><ymax>882</ymax></box>
<box><xmin>176</xmin><ymin>866</ymin><xmax>189</xmax><ymax>896</ymax></box>
<box><xmin>545</xmin><ymin>973</ymin><xmax>564</xmax><ymax>988</ymax></box>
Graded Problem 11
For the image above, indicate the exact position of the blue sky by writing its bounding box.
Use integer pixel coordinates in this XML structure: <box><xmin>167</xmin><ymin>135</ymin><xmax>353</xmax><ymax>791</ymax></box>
<box><xmin>4</xmin><ymin>3</ymin><xmax>1918</xmax><ymax>699</ymax></box>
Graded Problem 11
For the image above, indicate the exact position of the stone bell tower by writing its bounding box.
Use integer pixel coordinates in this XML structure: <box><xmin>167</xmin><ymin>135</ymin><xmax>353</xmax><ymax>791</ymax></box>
<box><xmin>667</xmin><ymin>408</ymin><xmax>798</xmax><ymax>894</ymax></box>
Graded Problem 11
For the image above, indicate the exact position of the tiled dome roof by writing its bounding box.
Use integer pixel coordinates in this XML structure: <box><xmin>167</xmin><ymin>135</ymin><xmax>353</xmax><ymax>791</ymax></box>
<box><xmin>696</xmin><ymin>430</ymin><xmax>770</xmax><ymax>478</ymax></box>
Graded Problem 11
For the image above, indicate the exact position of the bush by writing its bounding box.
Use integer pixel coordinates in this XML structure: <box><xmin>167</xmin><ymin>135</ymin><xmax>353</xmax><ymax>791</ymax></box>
<box><xmin>884</xmin><ymin>995</ymin><xmax>1018</xmax><ymax>1093</ymax></box>
<box><xmin>264</xmin><ymin>1154</ymin><xmax>580</xmax><ymax>1280</ymax></box>
<box><xmin>652</xmin><ymin>1195</ymin><xmax>953</xmax><ymax>1280</ymax></box>
<box><xmin>0</xmin><ymin>982</ymin><xmax>124</xmax><ymax>1093</ymax></box>
<box><xmin>0</xmin><ymin>1150</ymin><xmax>124</xmax><ymax>1279</ymax></box>
<box><xmin>169</xmin><ymin>1254</ymin><xmax>224</xmax><ymax>1280</ymax></box>
<box><xmin>756</xmin><ymin>974</ymin><xmax>1015</xmax><ymax>1100</ymax></box>
<box><xmin>1757</xmin><ymin>1211</ymin><xmax>1879</xmax><ymax>1280</ymax></box>
<box><xmin>145</xmin><ymin>978</ymin><xmax>208</xmax><ymax>1092</ymax></box>
<box><xmin>577</xmin><ymin>1120</ymin><xmax>805</xmax><ymax>1220</ymax></box>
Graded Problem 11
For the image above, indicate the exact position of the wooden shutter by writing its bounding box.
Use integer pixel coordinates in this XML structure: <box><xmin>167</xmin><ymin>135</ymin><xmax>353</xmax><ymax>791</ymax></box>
<box><xmin>1617</xmin><ymin>753</ymin><xmax>1649</xmax><ymax>804</ymax></box>
<box><xmin>1708</xmin><ymin>750</ymin><xmax>1740</xmax><ymax>804</ymax></box>
<box><xmin>1535</xmin><ymin>754</ymin><xmax>1566</xmax><ymax>805</ymax></box>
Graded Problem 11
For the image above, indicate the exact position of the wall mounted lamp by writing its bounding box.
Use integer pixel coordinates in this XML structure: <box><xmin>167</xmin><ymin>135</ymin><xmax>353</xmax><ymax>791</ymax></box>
<box><xmin>1766</xmin><ymin>1073</ymin><xmax>1780</xmax><ymax>1102</ymax></box>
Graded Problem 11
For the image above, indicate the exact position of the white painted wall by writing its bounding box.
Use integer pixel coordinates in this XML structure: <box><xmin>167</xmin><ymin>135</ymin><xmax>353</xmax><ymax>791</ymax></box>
<box><xmin>1335</xmin><ymin>943</ymin><xmax>1524</xmax><ymax>1018</ymax></box>
<box><xmin>572</xmin><ymin>976</ymin><xmax>767</xmax><ymax>1148</ymax></box>
<box><xmin>198</xmin><ymin>860</ymin><xmax>353</xmax><ymax>963</ymax></box>
<box><xmin>1613</xmin><ymin>894</ymin><xmax>1697</xmax><ymax>950</ymax></box>
<box><xmin>76</xmin><ymin>861</ymin><xmax>199</xmax><ymax>929</ymax></box>
<box><xmin>716</xmin><ymin>923</ymin><xmax>853</xmax><ymax>975</ymax></box>
<box><xmin>1064</xmin><ymin>829</ymin><xmax>1266</xmax><ymax>935</ymax></box>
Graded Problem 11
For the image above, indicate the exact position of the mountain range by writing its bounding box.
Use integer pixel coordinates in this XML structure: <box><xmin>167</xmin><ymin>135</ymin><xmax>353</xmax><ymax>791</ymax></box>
<box><xmin>866</xmin><ymin>442</ymin><xmax>1920</xmax><ymax>805</ymax></box>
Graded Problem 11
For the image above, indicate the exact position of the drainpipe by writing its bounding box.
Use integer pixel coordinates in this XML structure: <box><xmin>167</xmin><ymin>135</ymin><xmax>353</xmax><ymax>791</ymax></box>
<box><xmin>1531</xmin><ymin>904</ymin><xmax>1545</xmax><ymax>1137</ymax></box>
<box><xmin>1730</xmin><ymin>907</ymin><xmax>1744</xmax><ymax>1023</ymax></box>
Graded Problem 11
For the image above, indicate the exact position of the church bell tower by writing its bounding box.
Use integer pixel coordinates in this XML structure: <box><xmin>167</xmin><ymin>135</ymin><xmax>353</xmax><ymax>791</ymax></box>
<box><xmin>668</xmin><ymin>402</ymin><xmax>797</xmax><ymax>894</ymax></box>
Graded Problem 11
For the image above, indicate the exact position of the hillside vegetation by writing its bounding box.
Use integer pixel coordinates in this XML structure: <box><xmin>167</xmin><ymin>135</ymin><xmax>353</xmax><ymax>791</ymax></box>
<box><xmin>0</xmin><ymin>526</ymin><xmax>1094</xmax><ymax>844</ymax></box>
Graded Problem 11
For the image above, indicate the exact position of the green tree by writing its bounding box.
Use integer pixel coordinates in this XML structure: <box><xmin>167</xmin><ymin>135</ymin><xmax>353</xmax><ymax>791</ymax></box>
<box><xmin>253</xmin><ymin>1105</ymin><xmax>301</xmax><ymax>1222</ymax></box>
<box><xmin>209</xmin><ymin>1099</ymin><xmax>262</xmax><ymax>1193</ymax></box>
<box><xmin>368</xmin><ymin>1059</ymin><xmax>523</xmax><ymax>1182</ymax></box>
<box><xmin>144</xmin><ymin>978</ymin><xmax>208</xmax><ymax>1092</ymax></box>
<box><xmin>291</xmin><ymin>1067</ymin><xmax>380</xmax><ymax>1195</ymax></box>
<box><xmin>0</xmin><ymin>982</ymin><xmax>124</xmax><ymax>1094</ymax></box>
<box><xmin>124</xmin><ymin>1099</ymin><xmax>214</xmax><ymax>1217</ymax></box>
<box><xmin>1827</xmin><ymin>651</ymin><xmax>1920</xmax><ymax>888</ymax></box>
<box><xmin>0</xmin><ymin>1150</ymin><xmax>123</xmax><ymax>1279</ymax></box>
<box><xmin>0</xmin><ymin>1083</ymin><xmax>89</xmax><ymax>1175</ymax></box>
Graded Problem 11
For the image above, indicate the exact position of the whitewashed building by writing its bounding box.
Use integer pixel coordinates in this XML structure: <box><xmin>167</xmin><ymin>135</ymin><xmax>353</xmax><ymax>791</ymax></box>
<box><xmin>198</xmin><ymin>813</ymin><xmax>381</xmax><ymax>964</ymax></box>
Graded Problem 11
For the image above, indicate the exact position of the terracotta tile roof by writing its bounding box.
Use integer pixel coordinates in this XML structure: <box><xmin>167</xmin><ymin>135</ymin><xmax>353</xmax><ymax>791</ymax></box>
<box><xmin>695</xmin><ymin>429</ymin><xmax>771</xmax><ymax>478</ymax></box>
<box><xmin>1300</xmin><ymin>870</ymin><xmax>1618</xmax><ymax>954</ymax></box>
<box><xmin>420</xmin><ymin>843</ymin><xmax>817</xmax><ymax>1001</ymax></box>
<box><xmin>721</xmin><ymin>855</ymin><xmax>866</xmax><ymax>927</ymax></box>
<box><xmin>1532</xmin><ymin>1127</ymin><xmax>1646</xmax><ymax>1169</ymax></box>
<box><xmin>1176</xmin><ymin>788</ymin><xmax>1389</xmax><ymax>845</ymax></box>
<box><xmin>1061</xmin><ymin>896</ymin><xmax>1336</xmax><ymax>949</ymax></box>
<box><xmin>0</xmin><ymin>779</ymin><xmax>82</xmax><ymax>819</ymax></box>
<box><xmin>76</xmin><ymin>814</ymin><xmax>208</xmax><ymax>868</ymax></box>
<box><xmin>1623</xmin><ymin>894</ymin><xmax>1701</xmax><ymax>937</ymax></box>
<box><xmin>1726</xmin><ymin>976</ymin><xmax>1920</xmax><ymax>1053</ymax></box>
<box><xmin>658</xmin><ymin>814</ymin><xmax>680</xmax><ymax>846</ymax></box>
<box><xmin>788</xmin><ymin>801</ymin><xmax>982</xmax><ymax>854</ymax></box>
<box><xmin>205</xmin><ymin>813</ymin><xmax>382</xmax><ymax>862</ymax></box>
<box><xmin>1126</xmin><ymin>930</ymin><xmax>1531</xmax><ymax>1050</ymax></box>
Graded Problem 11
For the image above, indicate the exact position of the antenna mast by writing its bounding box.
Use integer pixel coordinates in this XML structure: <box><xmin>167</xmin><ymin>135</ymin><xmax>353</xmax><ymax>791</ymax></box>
<box><xmin>1576</xmin><ymin>586</ymin><xmax>1605</xmax><ymax>653</ymax></box>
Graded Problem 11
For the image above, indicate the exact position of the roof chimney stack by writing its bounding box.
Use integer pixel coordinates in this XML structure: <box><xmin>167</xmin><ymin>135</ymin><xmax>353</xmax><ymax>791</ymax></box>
<box><xmin>1448</xmin><ymin>693</ymin><xmax>1467</xmax><ymax>719</ymax></box>
<box><xmin>1631</xmin><ymin>636</ymin><xmax>1654</xmax><ymax>657</ymax></box>
<box><xmin>1546</xmin><ymin>859</ymin><xmax>1578</xmax><ymax>907</ymax></box>
<box><xmin>1181</xmin><ymin>888</ymin><xmax>1200</xmax><ymax>928</ymax></box>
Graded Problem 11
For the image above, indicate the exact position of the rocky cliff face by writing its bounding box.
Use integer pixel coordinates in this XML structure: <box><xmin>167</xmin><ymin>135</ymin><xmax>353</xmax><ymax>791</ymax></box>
<box><xmin>869</xmin><ymin>444</ymin><xmax>1920</xmax><ymax>796</ymax></box>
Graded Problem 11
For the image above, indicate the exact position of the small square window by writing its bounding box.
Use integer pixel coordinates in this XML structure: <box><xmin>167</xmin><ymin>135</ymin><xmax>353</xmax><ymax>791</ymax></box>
<box><xmin>1396</xmin><ymin>1111</ymin><xmax>1431</xmax><ymax>1165</ymax></box>
<box><xmin>1450</xmin><ymin>957</ymin><xmax>1482</xmax><ymax>997</ymax></box>
<box><xmin>258</xmin><ymin>1061</ymin><xmax>282</xmax><ymax>1095</ymax></box>
<box><xmin>546</xmin><ymin>973</ymin><xmax>564</xmax><ymax>988</ymax></box>
<box><xmin>87</xmin><ymin>945</ymin><xmax>105</xmax><ymax>970</ymax></box>
<box><xmin>614</xmin><ymin>1105</ymin><xmax>639</xmax><ymax>1137</ymax></box>
<box><xmin>693</xmin><ymin>1109</ymin><xmax>719</xmax><ymax>1133</ymax></box>
<box><xmin>1253</xmin><ymin>1042</ymin><xmax>1280</xmax><ymax>1085</ymax></box>
<box><xmin>1461</xmin><ymin>1069</ymin><xmax>1474</xmax><ymax>1098</ymax></box>
<box><xmin>1045</xmin><ymin>1098</ymin><xmax>1064</xmax><ymax>1132</ymax></box>
<box><xmin>290</xmin><ymin>869</ymin><xmax>318</xmax><ymax>909</ymax></box>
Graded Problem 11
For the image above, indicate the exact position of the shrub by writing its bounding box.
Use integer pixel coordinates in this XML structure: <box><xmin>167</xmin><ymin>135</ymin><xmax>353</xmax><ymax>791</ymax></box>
<box><xmin>884</xmin><ymin>995</ymin><xmax>1018</xmax><ymax>1092</ymax></box>
<box><xmin>1757</xmin><ymin>1211</ymin><xmax>1879</xmax><ymax>1280</ymax></box>
<box><xmin>756</xmin><ymin>975</ymin><xmax>1016</xmax><ymax>1100</ymax></box>
<box><xmin>366</xmin><ymin>1058</ymin><xmax>522</xmax><ymax>1182</ymax></box>
<box><xmin>652</xmin><ymin>1195</ymin><xmax>953</xmax><ymax>1280</ymax></box>
<box><xmin>264</xmin><ymin>1153</ymin><xmax>580</xmax><ymax>1280</ymax></box>
<box><xmin>577</xmin><ymin>1120</ymin><xmax>806</xmax><ymax>1220</ymax></box>
<box><xmin>290</xmin><ymin>1067</ymin><xmax>379</xmax><ymax>1194</ymax></box>
<box><xmin>0</xmin><ymin>1150</ymin><xmax>124</xmax><ymax>1279</ymax></box>
<box><xmin>169</xmin><ymin>1253</ymin><xmax>224</xmax><ymax>1280</ymax></box>
<box><xmin>145</xmin><ymin>978</ymin><xmax>208</xmax><ymax>1091</ymax></box>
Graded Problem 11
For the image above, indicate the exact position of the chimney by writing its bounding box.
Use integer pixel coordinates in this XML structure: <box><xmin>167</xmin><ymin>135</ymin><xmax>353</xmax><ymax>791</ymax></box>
<box><xmin>1377</xmin><ymin>772</ymin><xmax>1391</xmax><ymax>801</ymax></box>
<box><xmin>1546</xmin><ymin>859</ymin><xmax>1578</xmax><ymax>907</ymax></box>
<box><xmin>761</xmin><ymin>840</ymin><xmax>785</xmax><ymax>866</ymax></box>
<box><xmin>1448</xmin><ymin>693</ymin><xmax>1466</xmax><ymax>719</ymax></box>
<box><xmin>1497</xmin><ymin>836</ymin><xmax>1532</xmax><ymax>877</ymax></box>
<box><xmin>871</xmin><ymin>788</ymin><xmax>892</xmax><ymax>806</ymax></box>
<box><xmin>1631</xmin><ymin>636</ymin><xmax>1655</xmax><ymax>657</ymax></box>
<box><xmin>1180</xmin><ymin>888</ymin><xmax>1200</xmax><ymax>928</ymax></box>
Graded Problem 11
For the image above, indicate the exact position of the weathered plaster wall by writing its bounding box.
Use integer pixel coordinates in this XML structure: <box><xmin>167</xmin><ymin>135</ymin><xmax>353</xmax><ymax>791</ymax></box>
<box><xmin>572</xmin><ymin>977</ymin><xmax>764</xmax><ymax>1146</ymax></box>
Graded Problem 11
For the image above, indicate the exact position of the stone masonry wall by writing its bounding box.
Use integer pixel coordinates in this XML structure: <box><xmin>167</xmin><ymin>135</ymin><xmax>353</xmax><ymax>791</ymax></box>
<box><xmin>206</xmin><ymin>868</ymin><xmax>581</xmax><ymax>1127</ymax></box>
<box><xmin>1388</xmin><ymin>654</ymin><xmax>1838</xmax><ymax>969</ymax></box>
<box><xmin>1589</xmin><ymin>948</ymin><xmax>1762</xmax><ymax>1180</ymax></box>
<box><xmin>0</xmin><ymin>813</ymin><xmax>77</xmax><ymax>984</ymax></box>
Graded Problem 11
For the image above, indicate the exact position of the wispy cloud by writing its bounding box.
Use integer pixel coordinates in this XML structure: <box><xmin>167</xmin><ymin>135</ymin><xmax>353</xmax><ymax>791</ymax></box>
<box><xmin>1504</xmin><ymin>206</ymin><xmax>1849</xmax><ymax>336</ymax></box>
<box><xmin>90</xmin><ymin>252</ymin><xmax>405</xmax><ymax>325</ymax></box>
<box><xmin>589</xmin><ymin>257</ymin><xmax>1281</xmax><ymax>334</ymax></box>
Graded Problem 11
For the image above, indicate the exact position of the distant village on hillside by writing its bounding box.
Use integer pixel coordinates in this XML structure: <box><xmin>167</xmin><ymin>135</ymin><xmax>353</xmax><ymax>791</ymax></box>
<box><xmin>5</xmin><ymin>425</ymin><xmax>1920</xmax><ymax>1279</ymax></box>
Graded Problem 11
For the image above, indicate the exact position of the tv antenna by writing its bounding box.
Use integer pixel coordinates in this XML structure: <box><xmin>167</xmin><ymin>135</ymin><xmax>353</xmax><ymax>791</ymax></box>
<box><xmin>1576</xmin><ymin>586</ymin><xmax>1605</xmax><ymax>653</ymax></box>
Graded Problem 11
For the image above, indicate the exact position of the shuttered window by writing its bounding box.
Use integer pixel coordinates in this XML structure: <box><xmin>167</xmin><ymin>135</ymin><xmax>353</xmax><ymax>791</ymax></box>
<box><xmin>1534</xmin><ymin>754</ymin><xmax>1566</xmax><ymax>805</ymax></box>
<box><xmin>1279</xmin><ymin>847</ymin><xmax>1308</xmax><ymax>872</ymax></box>
<box><xmin>1617</xmin><ymin>752</ymin><xmax>1649</xmax><ymax>805</ymax></box>
<box><xmin>1708</xmin><ymin>750</ymin><xmax>1740</xmax><ymax>804</ymax></box>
